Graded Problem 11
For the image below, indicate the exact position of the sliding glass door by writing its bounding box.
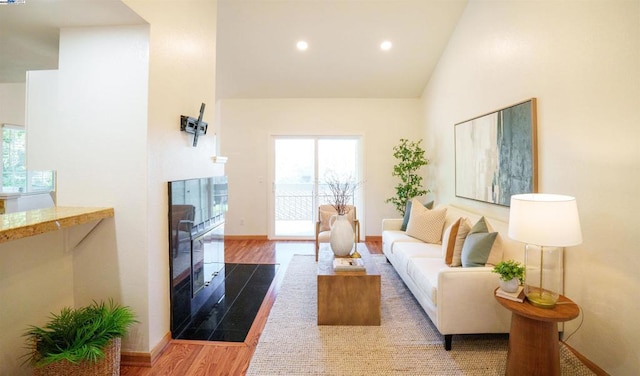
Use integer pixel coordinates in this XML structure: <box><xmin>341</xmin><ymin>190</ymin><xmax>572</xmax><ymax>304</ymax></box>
<box><xmin>273</xmin><ymin>138</ymin><xmax>316</xmax><ymax>237</ymax></box>
<box><xmin>271</xmin><ymin>136</ymin><xmax>361</xmax><ymax>239</ymax></box>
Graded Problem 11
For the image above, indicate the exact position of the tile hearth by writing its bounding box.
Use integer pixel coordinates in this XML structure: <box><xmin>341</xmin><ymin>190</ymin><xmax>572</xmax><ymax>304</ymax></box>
<box><xmin>175</xmin><ymin>263</ymin><xmax>278</xmax><ymax>342</ymax></box>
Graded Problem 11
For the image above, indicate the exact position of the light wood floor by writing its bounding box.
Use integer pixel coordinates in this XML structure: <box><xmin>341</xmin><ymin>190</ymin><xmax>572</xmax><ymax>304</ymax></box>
<box><xmin>121</xmin><ymin>239</ymin><xmax>382</xmax><ymax>376</ymax></box>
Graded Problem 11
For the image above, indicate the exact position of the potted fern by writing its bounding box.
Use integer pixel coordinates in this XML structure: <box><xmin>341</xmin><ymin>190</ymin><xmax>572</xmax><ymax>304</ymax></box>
<box><xmin>492</xmin><ymin>260</ymin><xmax>525</xmax><ymax>293</ymax></box>
<box><xmin>24</xmin><ymin>299</ymin><xmax>137</xmax><ymax>376</ymax></box>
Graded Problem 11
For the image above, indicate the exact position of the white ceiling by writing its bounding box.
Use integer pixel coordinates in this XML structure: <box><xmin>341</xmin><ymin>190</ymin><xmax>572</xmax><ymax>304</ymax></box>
<box><xmin>0</xmin><ymin>0</ymin><xmax>145</xmax><ymax>83</ymax></box>
<box><xmin>216</xmin><ymin>0</ymin><xmax>467</xmax><ymax>98</ymax></box>
<box><xmin>0</xmin><ymin>0</ymin><xmax>468</xmax><ymax>99</ymax></box>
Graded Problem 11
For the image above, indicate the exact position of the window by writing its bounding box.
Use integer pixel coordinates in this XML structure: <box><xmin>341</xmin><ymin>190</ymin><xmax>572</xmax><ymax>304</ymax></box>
<box><xmin>1</xmin><ymin>124</ymin><xmax>26</xmax><ymax>191</ymax></box>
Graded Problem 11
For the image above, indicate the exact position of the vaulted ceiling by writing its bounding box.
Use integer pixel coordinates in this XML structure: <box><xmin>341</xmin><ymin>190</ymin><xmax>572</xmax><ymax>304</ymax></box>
<box><xmin>215</xmin><ymin>0</ymin><xmax>467</xmax><ymax>98</ymax></box>
<box><xmin>0</xmin><ymin>0</ymin><xmax>467</xmax><ymax>99</ymax></box>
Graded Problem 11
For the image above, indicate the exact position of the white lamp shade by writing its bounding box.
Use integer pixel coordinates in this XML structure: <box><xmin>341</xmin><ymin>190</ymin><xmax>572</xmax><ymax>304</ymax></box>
<box><xmin>508</xmin><ymin>193</ymin><xmax>583</xmax><ymax>247</ymax></box>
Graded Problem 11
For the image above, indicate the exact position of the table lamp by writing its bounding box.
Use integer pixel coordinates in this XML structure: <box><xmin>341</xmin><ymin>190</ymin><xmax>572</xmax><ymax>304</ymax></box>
<box><xmin>508</xmin><ymin>194</ymin><xmax>582</xmax><ymax>308</ymax></box>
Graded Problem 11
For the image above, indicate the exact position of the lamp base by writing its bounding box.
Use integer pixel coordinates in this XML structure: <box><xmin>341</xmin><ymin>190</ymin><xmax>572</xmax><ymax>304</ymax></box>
<box><xmin>524</xmin><ymin>244</ymin><xmax>562</xmax><ymax>310</ymax></box>
<box><xmin>525</xmin><ymin>288</ymin><xmax>557</xmax><ymax>309</ymax></box>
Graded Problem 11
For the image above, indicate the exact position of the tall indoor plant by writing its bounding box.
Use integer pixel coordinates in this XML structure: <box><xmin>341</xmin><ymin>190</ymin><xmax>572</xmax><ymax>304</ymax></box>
<box><xmin>385</xmin><ymin>138</ymin><xmax>430</xmax><ymax>215</ymax></box>
<box><xmin>24</xmin><ymin>299</ymin><xmax>137</xmax><ymax>376</ymax></box>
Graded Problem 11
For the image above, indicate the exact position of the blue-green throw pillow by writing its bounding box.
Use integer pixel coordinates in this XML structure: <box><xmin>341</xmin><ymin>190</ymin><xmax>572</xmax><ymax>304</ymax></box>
<box><xmin>401</xmin><ymin>200</ymin><xmax>434</xmax><ymax>231</ymax></box>
<box><xmin>461</xmin><ymin>232</ymin><xmax>498</xmax><ymax>267</ymax></box>
<box><xmin>468</xmin><ymin>216</ymin><xmax>489</xmax><ymax>234</ymax></box>
<box><xmin>461</xmin><ymin>217</ymin><xmax>496</xmax><ymax>267</ymax></box>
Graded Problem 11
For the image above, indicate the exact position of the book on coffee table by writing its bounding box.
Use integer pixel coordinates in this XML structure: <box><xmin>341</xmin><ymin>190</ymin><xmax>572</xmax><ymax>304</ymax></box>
<box><xmin>333</xmin><ymin>257</ymin><xmax>366</xmax><ymax>272</ymax></box>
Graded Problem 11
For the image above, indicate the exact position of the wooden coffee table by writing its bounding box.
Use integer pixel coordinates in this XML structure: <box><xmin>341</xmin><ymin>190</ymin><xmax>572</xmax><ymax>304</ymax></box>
<box><xmin>317</xmin><ymin>243</ymin><xmax>381</xmax><ymax>326</ymax></box>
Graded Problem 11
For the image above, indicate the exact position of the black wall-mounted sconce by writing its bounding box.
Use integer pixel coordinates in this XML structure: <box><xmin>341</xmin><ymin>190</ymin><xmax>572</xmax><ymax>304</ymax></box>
<box><xmin>180</xmin><ymin>103</ymin><xmax>208</xmax><ymax>147</ymax></box>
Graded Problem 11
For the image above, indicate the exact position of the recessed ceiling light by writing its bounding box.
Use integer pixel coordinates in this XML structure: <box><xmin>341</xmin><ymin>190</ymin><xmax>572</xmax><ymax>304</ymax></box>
<box><xmin>296</xmin><ymin>40</ymin><xmax>308</xmax><ymax>51</ymax></box>
<box><xmin>380</xmin><ymin>40</ymin><xmax>392</xmax><ymax>51</ymax></box>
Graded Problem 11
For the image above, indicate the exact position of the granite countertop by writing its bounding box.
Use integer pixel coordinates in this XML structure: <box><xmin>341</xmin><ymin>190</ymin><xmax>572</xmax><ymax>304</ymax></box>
<box><xmin>0</xmin><ymin>206</ymin><xmax>114</xmax><ymax>243</ymax></box>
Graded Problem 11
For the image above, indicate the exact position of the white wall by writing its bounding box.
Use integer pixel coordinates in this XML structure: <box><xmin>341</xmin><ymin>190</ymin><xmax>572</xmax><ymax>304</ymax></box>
<box><xmin>218</xmin><ymin>98</ymin><xmax>422</xmax><ymax>237</ymax></box>
<box><xmin>27</xmin><ymin>25</ymin><xmax>151</xmax><ymax>351</ymax></box>
<box><xmin>24</xmin><ymin>1</ymin><xmax>221</xmax><ymax>357</ymax></box>
<box><xmin>0</xmin><ymin>83</ymin><xmax>25</xmax><ymax>125</ymax></box>
<box><xmin>123</xmin><ymin>0</ymin><xmax>221</xmax><ymax>353</ymax></box>
<box><xmin>421</xmin><ymin>0</ymin><xmax>640</xmax><ymax>374</ymax></box>
<box><xmin>0</xmin><ymin>231</ymin><xmax>73</xmax><ymax>375</ymax></box>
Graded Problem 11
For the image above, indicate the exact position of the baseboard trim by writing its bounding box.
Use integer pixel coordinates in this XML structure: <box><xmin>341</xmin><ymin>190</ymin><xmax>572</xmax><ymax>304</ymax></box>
<box><xmin>121</xmin><ymin>331</ymin><xmax>171</xmax><ymax>368</ymax></box>
<box><xmin>224</xmin><ymin>235</ymin><xmax>269</xmax><ymax>240</ymax></box>
<box><xmin>562</xmin><ymin>341</ymin><xmax>609</xmax><ymax>376</ymax></box>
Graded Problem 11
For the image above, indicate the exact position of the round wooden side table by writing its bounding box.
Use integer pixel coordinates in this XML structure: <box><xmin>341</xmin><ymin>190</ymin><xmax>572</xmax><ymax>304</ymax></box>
<box><xmin>495</xmin><ymin>290</ymin><xmax>580</xmax><ymax>376</ymax></box>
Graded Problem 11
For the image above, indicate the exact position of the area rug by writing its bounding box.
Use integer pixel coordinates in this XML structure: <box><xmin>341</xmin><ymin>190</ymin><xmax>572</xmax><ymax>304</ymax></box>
<box><xmin>247</xmin><ymin>254</ymin><xmax>594</xmax><ymax>375</ymax></box>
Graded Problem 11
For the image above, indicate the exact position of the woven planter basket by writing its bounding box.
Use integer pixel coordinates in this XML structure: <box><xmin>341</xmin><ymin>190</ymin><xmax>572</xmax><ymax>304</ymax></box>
<box><xmin>32</xmin><ymin>337</ymin><xmax>121</xmax><ymax>376</ymax></box>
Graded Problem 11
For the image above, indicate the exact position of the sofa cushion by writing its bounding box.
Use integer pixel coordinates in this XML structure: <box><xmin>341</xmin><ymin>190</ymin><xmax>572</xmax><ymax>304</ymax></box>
<box><xmin>401</xmin><ymin>199</ymin><xmax>434</xmax><ymax>231</ymax></box>
<box><xmin>443</xmin><ymin>217</ymin><xmax>472</xmax><ymax>267</ymax></box>
<box><xmin>394</xmin><ymin>241</ymin><xmax>443</xmax><ymax>261</ymax></box>
<box><xmin>383</xmin><ymin>230</ymin><xmax>424</xmax><ymax>254</ymax></box>
<box><xmin>406</xmin><ymin>258</ymin><xmax>448</xmax><ymax>306</ymax></box>
<box><xmin>392</xmin><ymin>242</ymin><xmax>443</xmax><ymax>281</ymax></box>
<box><xmin>406</xmin><ymin>199</ymin><xmax>447</xmax><ymax>243</ymax></box>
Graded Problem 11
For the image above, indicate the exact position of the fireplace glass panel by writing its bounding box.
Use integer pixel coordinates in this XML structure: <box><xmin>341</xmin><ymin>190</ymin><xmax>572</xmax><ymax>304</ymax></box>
<box><xmin>169</xmin><ymin>176</ymin><xmax>227</xmax><ymax>336</ymax></box>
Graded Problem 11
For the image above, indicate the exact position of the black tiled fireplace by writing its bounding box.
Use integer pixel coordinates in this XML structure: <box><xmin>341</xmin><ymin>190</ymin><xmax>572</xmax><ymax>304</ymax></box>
<box><xmin>168</xmin><ymin>176</ymin><xmax>228</xmax><ymax>338</ymax></box>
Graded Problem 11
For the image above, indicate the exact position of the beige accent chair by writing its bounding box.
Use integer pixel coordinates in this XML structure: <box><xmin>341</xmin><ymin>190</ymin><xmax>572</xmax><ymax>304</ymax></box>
<box><xmin>315</xmin><ymin>204</ymin><xmax>360</xmax><ymax>261</ymax></box>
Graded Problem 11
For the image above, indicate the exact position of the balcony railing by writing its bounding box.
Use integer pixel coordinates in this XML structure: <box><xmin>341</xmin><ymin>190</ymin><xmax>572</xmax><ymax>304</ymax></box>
<box><xmin>274</xmin><ymin>184</ymin><xmax>353</xmax><ymax>221</ymax></box>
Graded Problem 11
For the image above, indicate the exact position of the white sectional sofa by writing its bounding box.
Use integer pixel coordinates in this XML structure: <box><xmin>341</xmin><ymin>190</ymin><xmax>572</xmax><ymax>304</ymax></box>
<box><xmin>382</xmin><ymin>204</ymin><xmax>528</xmax><ymax>350</ymax></box>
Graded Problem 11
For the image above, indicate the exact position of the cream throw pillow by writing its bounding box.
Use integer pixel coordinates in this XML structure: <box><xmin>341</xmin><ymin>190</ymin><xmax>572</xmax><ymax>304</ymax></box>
<box><xmin>485</xmin><ymin>235</ymin><xmax>504</xmax><ymax>266</ymax></box>
<box><xmin>482</xmin><ymin>217</ymin><xmax>504</xmax><ymax>266</ymax></box>
<box><xmin>319</xmin><ymin>209</ymin><xmax>333</xmax><ymax>231</ymax></box>
<box><xmin>405</xmin><ymin>198</ymin><xmax>447</xmax><ymax>244</ymax></box>
<box><xmin>442</xmin><ymin>217</ymin><xmax>471</xmax><ymax>266</ymax></box>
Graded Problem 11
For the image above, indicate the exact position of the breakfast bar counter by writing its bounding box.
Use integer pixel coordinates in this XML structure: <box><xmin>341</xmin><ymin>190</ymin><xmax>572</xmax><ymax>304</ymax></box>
<box><xmin>0</xmin><ymin>206</ymin><xmax>117</xmax><ymax>374</ymax></box>
<box><xmin>0</xmin><ymin>206</ymin><xmax>114</xmax><ymax>243</ymax></box>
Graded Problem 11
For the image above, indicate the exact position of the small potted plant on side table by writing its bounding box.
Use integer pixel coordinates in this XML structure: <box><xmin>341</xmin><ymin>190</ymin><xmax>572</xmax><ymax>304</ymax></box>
<box><xmin>492</xmin><ymin>260</ymin><xmax>525</xmax><ymax>293</ymax></box>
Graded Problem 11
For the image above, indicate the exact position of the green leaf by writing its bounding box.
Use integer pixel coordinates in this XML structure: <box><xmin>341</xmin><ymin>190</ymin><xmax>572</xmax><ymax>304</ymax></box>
<box><xmin>24</xmin><ymin>299</ymin><xmax>138</xmax><ymax>367</ymax></box>
<box><xmin>386</xmin><ymin>139</ymin><xmax>430</xmax><ymax>214</ymax></box>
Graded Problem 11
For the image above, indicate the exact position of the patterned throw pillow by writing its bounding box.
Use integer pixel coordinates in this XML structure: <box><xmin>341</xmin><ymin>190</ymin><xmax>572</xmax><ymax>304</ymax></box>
<box><xmin>401</xmin><ymin>199</ymin><xmax>434</xmax><ymax>231</ymax></box>
<box><xmin>405</xmin><ymin>198</ymin><xmax>447</xmax><ymax>243</ymax></box>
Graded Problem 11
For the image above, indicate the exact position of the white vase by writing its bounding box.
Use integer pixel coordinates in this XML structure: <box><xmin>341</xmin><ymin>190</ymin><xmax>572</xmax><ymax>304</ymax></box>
<box><xmin>329</xmin><ymin>214</ymin><xmax>354</xmax><ymax>257</ymax></box>
<box><xmin>500</xmin><ymin>278</ymin><xmax>520</xmax><ymax>293</ymax></box>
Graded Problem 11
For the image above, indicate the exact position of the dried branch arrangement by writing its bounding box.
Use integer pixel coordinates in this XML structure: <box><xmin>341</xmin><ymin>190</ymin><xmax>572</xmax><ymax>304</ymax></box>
<box><xmin>324</xmin><ymin>174</ymin><xmax>361</xmax><ymax>215</ymax></box>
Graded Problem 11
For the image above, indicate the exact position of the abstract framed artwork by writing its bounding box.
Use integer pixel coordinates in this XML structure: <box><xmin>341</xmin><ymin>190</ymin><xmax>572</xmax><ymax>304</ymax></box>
<box><xmin>455</xmin><ymin>98</ymin><xmax>538</xmax><ymax>206</ymax></box>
